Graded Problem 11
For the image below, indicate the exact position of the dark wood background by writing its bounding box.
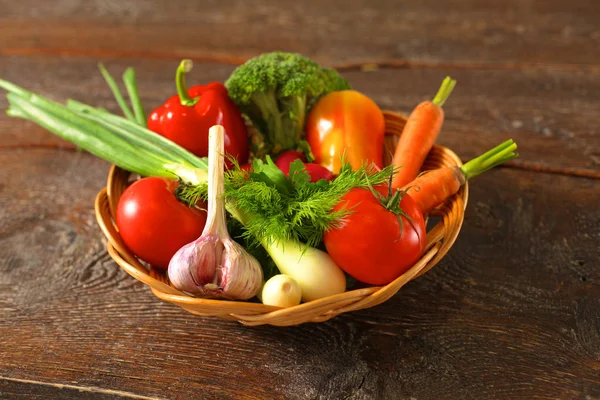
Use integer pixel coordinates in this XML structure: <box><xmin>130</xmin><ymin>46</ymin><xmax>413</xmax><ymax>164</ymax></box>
<box><xmin>1</xmin><ymin>1</ymin><xmax>599</xmax><ymax>399</ymax></box>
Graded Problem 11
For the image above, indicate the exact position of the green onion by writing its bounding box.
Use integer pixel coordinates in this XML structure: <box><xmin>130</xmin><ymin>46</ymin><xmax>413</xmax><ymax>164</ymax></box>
<box><xmin>66</xmin><ymin>99</ymin><xmax>207</xmax><ymax>170</ymax></box>
<box><xmin>98</xmin><ymin>63</ymin><xmax>136</xmax><ymax>123</ymax></box>
<box><xmin>0</xmin><ymin>79</ymin><xmax>206</xmax><ymax>184</ymax></box>
<box><xmin>122</xmin><ymin>67</ymin><xmax>147</xmax><ymax>126</ymax></box>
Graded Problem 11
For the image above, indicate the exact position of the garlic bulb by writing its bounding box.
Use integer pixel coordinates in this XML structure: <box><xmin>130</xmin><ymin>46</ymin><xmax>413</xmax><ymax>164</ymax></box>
<box><xmin>168</xmin><ymin>125</ymin><xmax>263</xmax><ymax>300</ymax></box>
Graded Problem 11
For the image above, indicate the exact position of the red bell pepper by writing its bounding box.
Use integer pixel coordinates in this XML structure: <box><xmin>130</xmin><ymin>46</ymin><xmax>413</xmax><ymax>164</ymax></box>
<box><xmin>148</xmin><ymin>60</ymin><xmax>249</xmax><ymax>167</ymax></box>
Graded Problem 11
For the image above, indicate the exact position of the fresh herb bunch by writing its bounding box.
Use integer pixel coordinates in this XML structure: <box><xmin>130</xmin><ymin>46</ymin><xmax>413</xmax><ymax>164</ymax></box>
<box><xmin>224</xmin><ymin>159</ymin><xmax>394</xmax><ymax>248</ymax></box>
<box><xmin>176</xmin><ymin>158</ymin><xmax>394</xmax><ymax>248</ymax></box>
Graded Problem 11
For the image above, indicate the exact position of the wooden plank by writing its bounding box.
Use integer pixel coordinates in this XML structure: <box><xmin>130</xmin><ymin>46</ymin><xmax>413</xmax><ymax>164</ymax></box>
<box><xmin>0</xmin><ymin>378</ymin><xmax>160</xmax><ymax>400</ymax></box>
<box><xmin>0</xmin><ymin>0</ymin><xmax>599</xmax><ymax>67</ymax></box>
<box><xmin>0</xmin><ymin>55</ymin><xmax>598</xmax><ymax>173</ymax></box>
<box><xmin>0</xmin><ymin>149</ymin><xmax>598</xmax><ymax>399</ymax></box>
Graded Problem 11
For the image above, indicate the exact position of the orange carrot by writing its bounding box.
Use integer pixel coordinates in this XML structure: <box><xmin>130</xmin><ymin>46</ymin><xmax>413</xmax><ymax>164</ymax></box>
<box><xmin>403</xmin><ymin>140</ymin><xmax>518</xmax><ymax>214</ymax></box>
<box><xmin>391</xmin><ymin>76</ymin><xmax>456</xmax><ymax>190</ymax></box>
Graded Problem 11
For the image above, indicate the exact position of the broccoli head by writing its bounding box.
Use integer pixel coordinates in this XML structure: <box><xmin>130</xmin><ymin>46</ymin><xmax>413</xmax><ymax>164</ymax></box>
<box><xmin>225</xmin><ymin>52</ymin><xmax>350</xmax><ymax>158</ymax></box>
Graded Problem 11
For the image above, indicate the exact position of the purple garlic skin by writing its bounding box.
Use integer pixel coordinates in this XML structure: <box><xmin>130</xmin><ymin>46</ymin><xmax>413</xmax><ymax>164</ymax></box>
<box><xmin>167</xmin><ymin>125</ymin><xmax>264</xmax><ymax>300</ymax></box>
<box><xmin>167</xmin><ymin>235</ymin><xmax>263</xmax><ymax>300</ymax></box>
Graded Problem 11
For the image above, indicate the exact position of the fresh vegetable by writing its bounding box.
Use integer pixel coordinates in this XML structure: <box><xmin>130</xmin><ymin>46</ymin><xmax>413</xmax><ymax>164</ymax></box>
<box><xmin>261</xmin><ymin>274</ymin><xmax>302</xmax><ymax>307</ymax></box>
<box><xmin>306</xmin><ymin>90</ymin><xmax>385</xmax><ymax>174</ymax></box>
<box><xmin>391</xmin><ymin>77</ymin><xmax>456</xmax><ymax>189</ymax></box>
<box><xmin>0</xmin><ymin>79</ymin><xmax>208</xmax><ymax>185</ymax></box>
<box><xmin>275</xmin><ymin>150</ymin><xmax>334</xmax><ymax>182</ymax></box>
<box><xmin>0</xmin><ymin>79</ymin><xmax>382</xmax><ymax>301</ymax></box>
<box><xmin>224</xmin><ymin>156</ymin><xmax>395</xmax><ymax>248</ymax></box>
<box><xmin>404</xmin><ymin>139</ymin><xmax>518</xmax><ymax>214</ymax></box>
<box><xmin>0</xmin><ymin>61</ymin><xmax>517</xmax><ymax>305</ymax></box>
<box><xmin>148</xmin><ymin>60</ymin><xmax>249</xmax><ymax>167</ymax></box>
<box><xmin>168</xmin><ymin>126</ymin><xmax>263</xmax><ymax>299</ymax></box>
<box><xmin>274</xmin><ymin>150</ymin><xmax>307</xmax><ymax>175</ymax></box>
<box><xmin>302</xmin><ymin>163</ymin><xmax>335</xmax><ymax>183</ymax></box>
<box><xmin>225</xmin><ymin>51</ymin><xmax>351</xmax><ymax>158</ymax></box>
<box><xmin>116</xmin><ymin>177</ymin><xmax>207</xmax><ymax>269</ymax></box>
<box><xmin>98</xmin><ymin>64</ymin><xmax>146</xmax><ymax>126</ymax></box>
<box><xmin>263</xmin><ymin>240</ymin><xmax>346</xmax><ymax>302</ymax></box>
<box><xmin>324</xmin><ymin>181</ymin><xmax>426</xmax><ymax>285</ymax></box>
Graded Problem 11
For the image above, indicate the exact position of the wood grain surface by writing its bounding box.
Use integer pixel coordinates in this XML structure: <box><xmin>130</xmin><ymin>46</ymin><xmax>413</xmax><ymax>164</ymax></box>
<box><xmin>0</xmin><ymin>0</ymin><xmax>599</xmax><ymax>399</ymax></box>
<box><xmin>1</xmin><ymin>0</ymin><xmax>599</xmax><ymax>67</ymax></box>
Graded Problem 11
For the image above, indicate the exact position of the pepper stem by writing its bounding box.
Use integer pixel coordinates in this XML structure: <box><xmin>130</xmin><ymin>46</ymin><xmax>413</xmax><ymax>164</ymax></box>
<box><xmin>176</xmin><ymin>59</ymin><xmax>198</xmax><ymax>107</ymax></box>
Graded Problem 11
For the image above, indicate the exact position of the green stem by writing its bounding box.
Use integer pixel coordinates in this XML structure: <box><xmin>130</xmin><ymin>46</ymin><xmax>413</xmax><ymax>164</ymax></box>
<box><xmin>6</xmin><ymin>93</ymin><xmax>166</xmax><ymax>178</ymax></box>
<box><xmin>176</xmin><ymin>59</ymin><xmax>198</xmax><ymax>107</ymax></box>
<box><xmin>122</xmin><ymin>68</ymin><xmax>146</xmax><ymax>126</ymax></box>
<box><xmin>431</xmin><ymin>76</ymin><xmax>457</xmax><ymax>107</ymax></box>
<box><xmin>98</xmin><ymin>64</ymin><xmax>136</xmax><ymax>122</ymax></box>
<box><xmin>0</xmin><ymin>80</ymin><xmax>206</xmax><ymax>183</ymax></box>
<box><xmin>461</xmin><ymin>139</ymin><xmax>519</xmax><ymax>180</ymax></box>
<box><xmin>66</xmin><ymin>99</ymin><xmax>207</xmax><ymax>170</ymax></box>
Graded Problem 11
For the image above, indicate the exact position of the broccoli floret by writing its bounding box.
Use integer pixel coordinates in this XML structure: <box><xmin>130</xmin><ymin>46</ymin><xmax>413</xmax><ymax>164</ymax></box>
<box><xmin>225</xmin><ymin>52</ymin><xmax>350</xmax><ymax>158</ymax></box>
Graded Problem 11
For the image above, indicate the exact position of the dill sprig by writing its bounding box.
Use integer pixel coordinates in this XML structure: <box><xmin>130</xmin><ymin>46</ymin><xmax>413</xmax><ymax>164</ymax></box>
<box><xmin>174</xmin><ymin>180</ymin><xmax>208</xmax><ymax>209</ymax></box>
<box><xmin>224</xmin><ymin>158</ymin><xmax>395</xmax><ymax>247</ymax></box>
<box><xmin>176</xmin><ymin>156</ymin><xmax>395</xmax><ymax>247</ymax></box>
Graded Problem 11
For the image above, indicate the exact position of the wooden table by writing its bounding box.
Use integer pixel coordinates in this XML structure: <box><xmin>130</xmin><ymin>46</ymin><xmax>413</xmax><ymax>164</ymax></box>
<box><xmin>1</xmin><ymin>1</ymin><xmax>599</xmax><ymax>399</ymax></box>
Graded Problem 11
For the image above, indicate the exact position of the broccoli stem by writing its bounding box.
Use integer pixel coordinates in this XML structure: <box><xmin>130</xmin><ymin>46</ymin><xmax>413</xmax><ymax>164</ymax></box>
<box><xmin>249</xmin><ymin>90</ymin><xmax>284</xmax><ymax>153</ymax></box>
<box><xmin>275</xmin><ymin>95</ymin><xmax>307</xmax><ymax>153</ymax></box>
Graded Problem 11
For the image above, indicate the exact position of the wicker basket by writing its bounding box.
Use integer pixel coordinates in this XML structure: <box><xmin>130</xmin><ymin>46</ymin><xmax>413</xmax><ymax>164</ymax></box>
<box><xmin>94</xmin><ymin>111</ymin><xmax>468</xmax><ymax>326</ymax></box>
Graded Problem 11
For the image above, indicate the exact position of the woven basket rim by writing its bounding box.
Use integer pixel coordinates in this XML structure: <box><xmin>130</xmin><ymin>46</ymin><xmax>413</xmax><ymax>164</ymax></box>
<box><xmin>94</xmin><ymin>110</ymin><xmax>469</xmax><ymax>326</ymax></box>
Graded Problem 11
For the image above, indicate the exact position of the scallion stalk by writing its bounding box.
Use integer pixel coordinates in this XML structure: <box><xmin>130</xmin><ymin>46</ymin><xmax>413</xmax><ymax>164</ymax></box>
<box><xmin>66</xmin><ymin>99</ymin><xmax>207</xmax><ymax>170</ymax></box>
<box><xmin>122</xmin><ymin>67</ymin><xmax>147</xmax><ymax>126</ymax></box>
<box><xmin>0</xmin><ymin>79</ymin><xmax>206</xmax><ymax>184</ymax></box>
<box><xmin>98</xmin><ymin>64</ymin><xmax>136</xmax><ymax>123</ymax></box>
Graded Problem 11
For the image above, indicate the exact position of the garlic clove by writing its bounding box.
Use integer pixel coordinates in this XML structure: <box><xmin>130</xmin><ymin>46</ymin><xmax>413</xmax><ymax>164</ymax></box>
<box><xmin>219</xmin><ymin>239</ymin><xmax>263</xmax><ymax>300</ymax></box>
<box><xmin>168</xmin><ymin>237</ymin><xmax>221</xmax><ymax>295</ymax></box>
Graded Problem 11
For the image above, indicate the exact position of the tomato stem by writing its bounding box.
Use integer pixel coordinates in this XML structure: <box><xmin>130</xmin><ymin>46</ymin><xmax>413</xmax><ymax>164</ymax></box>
<box><xmin>364</xmin><ymin>170</ymin><xmax>416</xmax><ymax>240</ymax></box>
<box><xmin>176</xmin><ymin>59</ymin><xmax>199</xmax><ymax>107</ymax></box>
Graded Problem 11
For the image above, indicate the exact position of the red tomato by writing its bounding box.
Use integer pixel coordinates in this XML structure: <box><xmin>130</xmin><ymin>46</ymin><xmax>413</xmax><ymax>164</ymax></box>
<box><xmin>274</xmin><ymin>150</ymin><xmax>334</xmax><ymax>182</ymax></box>
<box><xmin>239</xmin><ymin>162</ymin><xmax>253</xmax><ymax>172</ymax></box>
<box><xmin>306</xmin><ymin>90</ymin><xmax>385</xmax><ymax>174</ymax></box>
<box><xmin>115</xmin><ymin>177</ymin><xmax>207</xmax><ymax>270</ymax></box>
<box><xmin>303</xmin><ymin>163</ymin><xmax>334</xmax><ymax>182</ymax></box>
<box><xmin>274</xmin><ymin>150</ymin><xmax>306</xmax><ymax>175</ymax></box>
<box><xmin>323</xmin><ymin>187</ymin><xmax>426</xmax><ymax>285</ymax></box>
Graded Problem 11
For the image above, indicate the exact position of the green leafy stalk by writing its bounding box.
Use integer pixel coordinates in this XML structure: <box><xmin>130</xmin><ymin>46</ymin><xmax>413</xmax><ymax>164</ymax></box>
<box><xmin>461</xmin><ymin>139</ymin><xmax>518</xmax><ymax>180</ymax></box>
<box><xmin>6</xmin><ymin>93</ymin><xmax>168</xmax><ymax>178</ymax></box>
<box><xmin>122</xmin><ymin>68</ymin><xmax>146</xmax><ymax>126</ymax></box>
<box><xmin>66</xmin><ymin>99</ymin><xmax>207</xmax><ymax>170</ymax></box>
<box><xmin>432</xmin><ymin>76</ymin><xmax>457</xmax><ymax>107</ymax></box>
<box><xmin>98</xmin><ymin>64</ymin><xmax>136</xmax><ymax>122</ymax></box>
<box><xmin>0</xmin><ymin>79</ymin><xmax>206</xmax><ymax>184</ymax></box>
